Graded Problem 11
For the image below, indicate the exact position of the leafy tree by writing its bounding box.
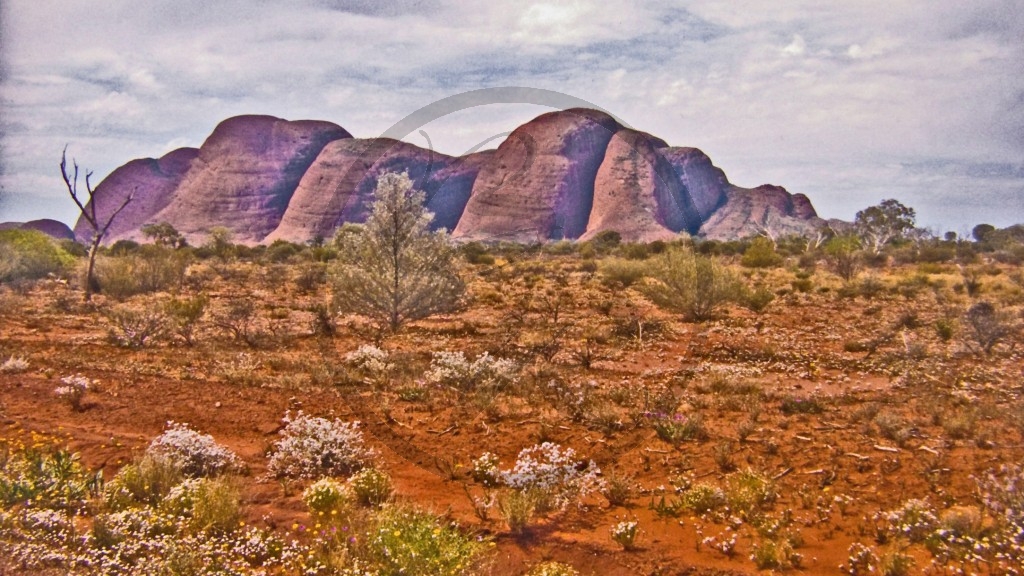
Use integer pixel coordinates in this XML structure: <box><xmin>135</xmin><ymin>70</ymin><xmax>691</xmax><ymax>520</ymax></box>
<box><xmin>824</xmin><ymin>235</ymin><xmax>862</xmax><ymax>282</ymax></box>
<box><xmin>331</xmin><ymin>172</ymin><xmax>464</xmax><ymax>333</ymax></box>
<box><xmin>204</xmin><ymin>227</ymin><xmax>235</xmax><ymax>260</ymax></box>
<box><xmin>61</xmin><ymin>147</ymin><xmax>134</xmax><ymax>301</ymax></box>
<box><xmin>141</xmin><ymin>222</ymin><xmax>187</xmax><ymax>248</ymax></box>
<box><xmin>644</xmin><ymin>247</ymin><xmax>742</xmax><ymax>321</ymax></box>
<box><xmin>972</xmin><ymin>223</ymin><xmax>996</xmax><ymax>243</ymax></box>
<box><xmin>855</xmin><ymin>199</ymin><xmax>916</xmax><ymax>254</ymax></box>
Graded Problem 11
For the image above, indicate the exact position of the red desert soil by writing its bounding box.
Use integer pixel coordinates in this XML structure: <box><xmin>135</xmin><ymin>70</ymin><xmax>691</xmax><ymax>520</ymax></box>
<box><xmin>1</xmin><ymin>254</ymin><xmax>1022</xmax><ymax>575</ymax></box>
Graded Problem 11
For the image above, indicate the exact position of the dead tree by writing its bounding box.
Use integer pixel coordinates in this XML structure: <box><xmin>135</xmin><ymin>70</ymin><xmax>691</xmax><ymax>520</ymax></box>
<box><xmin>61</xmin><ymin>147</ymin><xmax>134</xmax><ymax>302</ymax></box>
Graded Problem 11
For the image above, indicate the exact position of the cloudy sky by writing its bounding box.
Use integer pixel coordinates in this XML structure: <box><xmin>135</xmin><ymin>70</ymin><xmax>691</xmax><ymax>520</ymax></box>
<box><xmin>1</xmin><ymin>0</ymin><xmax>1022</xmax><ymax>234</ymax></box>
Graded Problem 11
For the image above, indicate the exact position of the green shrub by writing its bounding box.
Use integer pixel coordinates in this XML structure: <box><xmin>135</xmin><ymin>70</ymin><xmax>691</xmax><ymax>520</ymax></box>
<box><xmin>498</xmin><ymin>488</ymin><xmax>539</xmax><ymax>534</ymax></box>
<box><xmin>526</xmin><ymin>561</ymin><xmax>581</xmax><ymax>576</ymax></box>
<box><xmin>302</xmin><ymin>477</ymin><xmax>352</xmax><ymax>517</ymax></box>
<box><xmin>365</xmin><ymin>505</ymin><xmax>485</xmax><ymax>576</ymax></box>
<box><xmin>598</xmin><ymin>258</ymin><xmax>651</xmax><ymax>288</ymax></box>
<box><xmin>0</xmin><ymin>229</ymin><xmax>75</xmax><ymax>283</ymax></box>
<box><xmin>741</xmin><ymin>237</ymin><xmax>783</xmax><ymax>268</ymax></box>
<box><xmin>160</xmin><ymin>477</ymin><xmax>241</xmax><ymax>534</ymax></box>
<box><xmin>644</xmin><ymin>248</ymin><xmax>743</xmax><ymax>321</ymax></box>
<box><xmin>104</xmin><ymin>455</ymin><xmax>184</xmax><ymax>510</ymax></box>
<box><xmin>93</xmin><ymin>245</ymin><xmax>190</xmax><ymax>299</ymax></box>
<box><xmin>164</xmin><ymin>294</ymin><xmax>208</xmax><ymax>345</ymax></box>
<box><xmin>0</xmin><ymin>446</ymin><xmax>102</xmax><ymax>510</ymax></box>
<box><xmin>679</xmin><ymin>483</ymin><xmax>726</xmax><ymax>515</ymax></box>
<box><xmin>349</xmin><ymin>467</ymin><xmax>393</xmax><ymax>507</ymax></box>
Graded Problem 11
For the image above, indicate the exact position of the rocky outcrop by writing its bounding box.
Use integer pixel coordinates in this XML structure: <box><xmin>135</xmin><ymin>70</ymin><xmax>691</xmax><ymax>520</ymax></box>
<box><xmin>658</xmin><ymin>147</ymin><xmax>729</xmax><ymax>221</ymax></box>
<box><xmin>581</xmin><ymin>130</ymin><xmax>700</xmax><ymax>242</ymax></box>
<box><xmin>0</xmin><ymin>219</ymin><xmax>75</xmax><ymax>240</ymax></box>
<box><xmin>265</xmin><ymin>139</ymin><xmax>486</xmax><ymax>243</ymax></box>
<box><xmin>76</xmin><ymin>109</ymin><xmax>825</xmax><ymax>245</ymax></box>
<box><xmin>151</xmin><ymin>115</ymin><xmax>351</xmax><ymax>244</ymax></box>
<box><xmin>452</xmin><ymin>108</ymin><xmax>622</xmax><ymax>242</ymax></box>
<box><xmin>699</xmin><ymin>185</ymin><xmax>824</xmax><ymax>240</ymax></box>
<box><xmin>72</xmin><ymin>147</ymin><xmax>198</xmax><ymax>244</ymax></box>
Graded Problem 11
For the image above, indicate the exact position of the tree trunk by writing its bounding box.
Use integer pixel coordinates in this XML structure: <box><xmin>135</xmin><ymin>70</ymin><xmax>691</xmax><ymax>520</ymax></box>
<box><xmin>84</xmin><ymin>237</ymin><xmax>100</xmax><ymax>302</ymax></box>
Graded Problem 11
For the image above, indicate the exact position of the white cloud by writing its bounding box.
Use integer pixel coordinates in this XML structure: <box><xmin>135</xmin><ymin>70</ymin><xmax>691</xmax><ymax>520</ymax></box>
<box><xmin>782</xmin><ymin>34</ymin><xmax>807</xmax><ymax>56</ymax></box>
<box><xmin>1</xmin><ymin>0</ymin><xmax>1022</xmax><ymax>229</ymax></box>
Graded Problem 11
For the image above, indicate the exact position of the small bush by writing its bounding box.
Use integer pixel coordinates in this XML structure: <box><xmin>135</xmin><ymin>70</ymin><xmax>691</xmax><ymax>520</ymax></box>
<box><xmin>105</xmin><ymin>306</ymin><xmax>169</xmax><ymax>348</ymax></box>
<box><xmin>0</xmin><ymin>229</ymin><xmax>74</xmax><ymax>283</ymax></box>
<box><xmin>610</xmin><ymin>520</ymin><xmax>640</xmax><ymax>550</ymax></box>
<box><xmin>679</xmin><ymin>483</ymin><xmax>726</xmax><ymax>515</ymax></box>
<box><xmin>526</xmin><ymin>562</ymin><xmax>581</xmax><ymax>576</ymax></box>
<box><xmin>780</xmin><ymin>396</ymin><xmax>825</xmax><ymax>415</ymax></box>
<box><xmin>54</xmin><ymin>374</ymin><xmax>91</xmax><ymax>412</ymax></box>
<box><xmin>425</xmin><ymin>350</ymin><xmax>519</xmax><ymax>391</ymax></box>
<box><xmin>93</xmin><ymin>246</ymin><xmax>190</xmax><ymax>299</ymax></box>
<box><xmin>267</xmin><ymin>412</ymin><xmax>375</xmax><ymax>480</ymax></box>
<box><xmin>349</xmin><ymin>467</ymin><xmax>393</xmax><ymax>507</ymax></box>
<box><xmin>964</xmin><ymin>301</ymin><xmax>1010</xmax><ymax>354</ymax></box>
<box><xmin>651</xmin><ymin>413</ymin><xmax>708</xmax><ymax>444</ymax></box>
<box><xmin>499</xmin><ymin>443</ymin><xmax>604</xmax><ymax>513</ymax></box>
<box><xmin>598</xmin><ymin>258</ymin><xmax>651</xmax><ymax>288</ymax></box>
<box><xmin>498</xmin><ymin>488</ymin><xmax>539</xmax><ymax>534</ymax></box>
<box><xmin>365</xmin><ymin>505</ymin><xmax>485</xmax><ymax>576</ymax></box>
<box><xmin>146</xmin><ymin>422</ymin><xmax>242</xmax><ymax>478</ymax></box>
<box><xmin>104</xmin><ymin>455</ymin><xmax>185</xmax><ymax>509</ymax></box>
<box><xmin>302</xmin><ymin>477</ymin><xmax>352</xmax><ymax>517</ymax></box>
<box><xmin>160</xmin><ymin>477</ymin><xmax>241</xmax><ymax>534</ymax></box>
<box><xmin>0</xmin><ymin>446</ymin><xmax>101</xmax><ymax>510</ymax></box>
<box><xmin>644</xmin><ymin>248</ymin><xmax>743</xmax><ymax>321</ymax></box>
<box><xmin>0</xmin><ymin>356</ymin><xmax>29</xmax><ymax>374</ymax></box>
<box><xmin>164</xmin><ymin>294</ymin><xmax>208</xmax><ymax>345</ymax></box>
<box><xmin>741</xmin><ymin>237</ymin><xmax>783</xmax><ymax>268</ymax></box>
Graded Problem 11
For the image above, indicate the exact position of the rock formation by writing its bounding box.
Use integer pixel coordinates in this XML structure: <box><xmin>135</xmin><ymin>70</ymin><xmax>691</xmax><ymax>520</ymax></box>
<box><xmin>72</xmin><ymin>147</ymin><xmax>198</xmax><ymax>243</ymax></box>
<box><xmin>581</xmin><ymin>129</ymin><xmax>700</xmax><ymax>243</ymax></box>
<box><xmin>0</xmin><ymin>219</ymin><xmax>75</xmax><ymax>240</ymax></box>
<box><xmin>452</xmin><ymin>108</ymin><xmax>622</xmax><ymax>242</ymax></box>
<box><xmin>76</xmin><ymin>110</ymin><xmax>824</xmax><ymax>245</ymax></box>
<box><xmin>149</xmin><ymin>115</ymin><xmax>351</xmax><ymax>244</ymax></box>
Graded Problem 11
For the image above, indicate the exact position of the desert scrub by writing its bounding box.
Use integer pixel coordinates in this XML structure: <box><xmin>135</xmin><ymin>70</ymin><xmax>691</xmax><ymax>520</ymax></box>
<box><xmin>0</xmin><ymin>228</ymin><xmax>74</xmax><ymax>282</ymax></box>
<box><xmin>159</xmin><ymin>477</ymin><xmax>241</xmax><ymax>535</ymax></box>
<box><xmin>267</xmin><ymin>411</ymin><xmax>375</xmax><ymax>480</ymax></box>
<box><xmin>146</xmin><ymin>422</ymin><xmax>242</xmax><ymax>478</ymax></box>
<box><xmin>875</xmin><ymin>499</ymin><xmax>938</xmax><ymax>544</ymax></box>
<box><xmin>54</xmin><ymin>374</ymin><xmax>92</xmax><ymax>411</ymax></box>
<box><xmin>779</xmin><ymin>395</ymin><xmax>825</xmax><ymax>415</ymax></box>
<box><xmin>725</xmin><ymin>469</ymin><xmax>777</xmax><ymax>517</ymax></box>
<box><xmin>425</xmin><ymin>350</ymin><xmax>519</xmax><ymax>391</ymax></box>
<box><xmin>749</xmin><ymin>536</ymin><xmax>802</xmax><ymax>570</ymax></box>
<box><xmin>526</xmin><ymin>561</ymin><xmax>581</xmax><ymax>576</ymax></box>
<box><xmin>610</xmin><ymin>519</ymin><xmax>640</xmax><ymax>550</ymax></box>
<box><xmin>0</xmin><ymin>356</ymin><xmax>29</xmax><ymax>374</ymax></box>
<box><xmin>498</xmin><ymin>487</ymin><xmax>539</xmax><ymax>534</ymax></box>
<box><xmin>649</xmin><ymin>412</ymin><xmax>708</xmax><ymax>444</ymax></box>
<box><xmin>643</xmin><ymin>247</ymin><xmax>743</xmax><ymax>321</ymax></box>
<box><xmin>363</xmin><ymin>505</ymin><xmax>486</xmax><ymax>576</ymax></box>
<box><xmin>103</xmin><ymin>454</ymin><xmax>185</xmax><ymax>510</ymax></box>
<box><xmin>470</xmin><ymin>452</ymin><xmax>501</xmax><ymax>487</ymax></box>
<box><xmin>105</xmin><ymin>305</ymin><xmax>169</xmax><ymax>348</ymax></box>
<box><xmin>601</xmin><ymin>470</ymin><xmax>636</xmax><ymax>506</ymax></box>
<box><xmin>349</xmin><ymin>467</ymin><xmax>393</xmax><ymax>507</ymax></box>
<box><xmin>679</xmin><ymin>483</ymin><xmax>727</xmax><ymax>516</ymax></box>
<box><xmin>499</xmin><ymin>442</ymin><xmax>604</xmax><ymax>513</ymax></box>
<box><xmin>345</xmin><ymin>344</ymin><xmax>393</xmax><ymax>385</ymax></box>
<box><xmin>0</xmin><ymin>445</ymin><xmax>102</xmax><ymax>510</ymax></box>
<box><xmin>303</xmin><ymin>477</ymin><xmax>352</xmax><ymax>517</ymax></box>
